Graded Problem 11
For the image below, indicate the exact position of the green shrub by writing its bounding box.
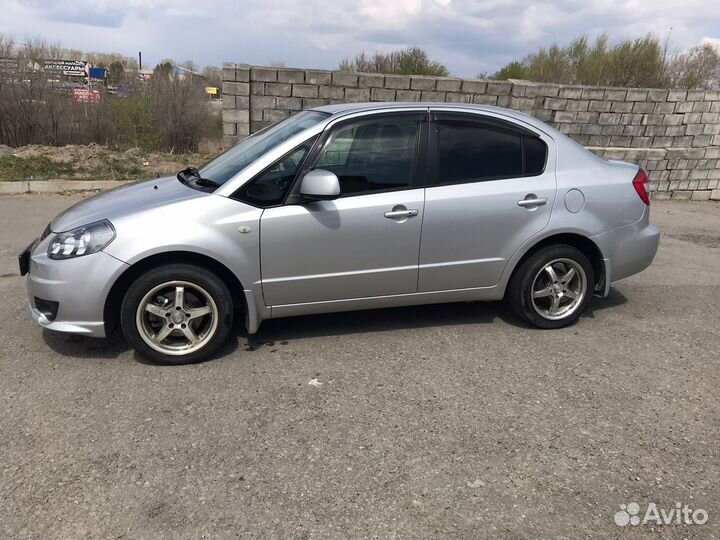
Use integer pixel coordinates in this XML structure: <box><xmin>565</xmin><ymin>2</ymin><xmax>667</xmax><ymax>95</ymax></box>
<box><xmin>339</xmin><ymin>47</ymin><xmax>449</xmax><ymax>77</ymax></box>
<box><xmin>493</xmin><ymin>34</ymin><xmax>667</xmax><ymax>87</ymax></box>
<box><xmin>109</xmin><ymin>92</ymin><xmax>163</xmax><ymax>151</ymax></box>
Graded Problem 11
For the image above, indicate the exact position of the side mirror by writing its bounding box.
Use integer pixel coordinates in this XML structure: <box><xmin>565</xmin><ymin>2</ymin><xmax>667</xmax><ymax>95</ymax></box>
<box><xmin>299</xmin><ymin>169</ymin><xmax>340</xmax><ymax>201</ymax></box>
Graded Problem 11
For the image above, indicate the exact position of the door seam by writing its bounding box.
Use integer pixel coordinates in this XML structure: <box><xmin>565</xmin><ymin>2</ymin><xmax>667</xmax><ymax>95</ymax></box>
<box><xmin>258</xmin><ymin>208</ymin><xmax>269</xmax><ymax>308</ymax></box>
<box><xmin>415</xmin><ymin>188</ymin><xmax>427</xmax><ymax>292</ymax></box>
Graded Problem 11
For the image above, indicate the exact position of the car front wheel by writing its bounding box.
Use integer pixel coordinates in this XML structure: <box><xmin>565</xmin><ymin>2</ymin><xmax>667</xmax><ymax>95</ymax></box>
<box><xmin>120</xmin><ymin>264</ymin><xmax>233</xmax><ymax>364</ymax></box>
<box><xmin>508</xmin><ymin>245</ymin><xmax>595</xmax><ymax>329</ymax></box>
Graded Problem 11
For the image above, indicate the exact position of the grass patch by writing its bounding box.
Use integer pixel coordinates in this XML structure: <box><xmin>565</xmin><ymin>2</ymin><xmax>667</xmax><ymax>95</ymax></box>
<box><xmin>0</xmin><ymin>155</ymin><xmax>76</xmax><ymax>182</ymax></box>
<box><xmin>0</xmin><ymin>148</ymin><xmax>213</xmax><ymax>182</ymax></box>
<box><xmin>74</xmin><ymin>157</ymin><xmax>146</xmax><ymax>181</ymax></box>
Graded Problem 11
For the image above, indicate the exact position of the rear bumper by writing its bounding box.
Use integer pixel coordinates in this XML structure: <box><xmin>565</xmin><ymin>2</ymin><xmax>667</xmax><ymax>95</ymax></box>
<box><xmin>591</xmin><ymin>211</ymin><xmax>660</xmax><ymax>285</ymax></box>
<box><xmin>26</xmin><ymin>245</ymin><xmax>129</xmax><ymax>338</ymax></box>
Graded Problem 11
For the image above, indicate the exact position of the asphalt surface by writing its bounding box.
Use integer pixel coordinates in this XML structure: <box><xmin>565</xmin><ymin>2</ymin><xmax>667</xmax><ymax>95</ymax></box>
<box><xmin>1</xmin><ymin>193</ymin><xmax>719</xmax><ymax>539</ymax></box>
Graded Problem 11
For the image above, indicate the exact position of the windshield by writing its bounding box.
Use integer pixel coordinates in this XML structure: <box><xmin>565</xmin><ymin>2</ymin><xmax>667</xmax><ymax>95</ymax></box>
<box><xmin>200</xmin><ymin>110</ymin><xmax>330</xmax><ymax>186</ymax></box>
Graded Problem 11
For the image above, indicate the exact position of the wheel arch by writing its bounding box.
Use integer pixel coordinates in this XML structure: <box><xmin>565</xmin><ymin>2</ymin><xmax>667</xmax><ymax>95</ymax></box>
<box><xmin>504</xmin><ymin>232</ymin><xmax>606</xmax><ymax>297</ymax></box>
<box><xmin>103</xmin><ymin>251</ymin><xmax>247</xmax><ymax>335</ymax></box>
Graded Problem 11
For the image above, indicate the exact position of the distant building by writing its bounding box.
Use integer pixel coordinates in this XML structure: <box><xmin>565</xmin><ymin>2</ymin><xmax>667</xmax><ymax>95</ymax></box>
<box><xmin>173</xmin><ymin>65</ymin><xmax>202</xmax><ymax>79</ymax></box>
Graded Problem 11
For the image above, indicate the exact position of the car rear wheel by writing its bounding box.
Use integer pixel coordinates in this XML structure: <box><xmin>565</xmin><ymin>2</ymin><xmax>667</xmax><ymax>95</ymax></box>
<box><xmin>508</xmin><ymin>245</ymin><xmax>594</xmax><ymax>329</ymax></box>
<box><xmin>121</xmin><ymin>264</ymin><xmax>233</xmax><ymax>364</ymax></box>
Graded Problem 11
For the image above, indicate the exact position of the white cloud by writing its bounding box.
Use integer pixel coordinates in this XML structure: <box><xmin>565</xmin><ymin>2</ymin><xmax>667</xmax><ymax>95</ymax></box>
<box><xmin>359</xmin><ymin>0</ymin><xmax>422</xmax><ymax>29</ymax></box>
<box><xmin>0</xmin><ymin>0</ymin><xmax>718</xmax><ymax>76</ymax></box>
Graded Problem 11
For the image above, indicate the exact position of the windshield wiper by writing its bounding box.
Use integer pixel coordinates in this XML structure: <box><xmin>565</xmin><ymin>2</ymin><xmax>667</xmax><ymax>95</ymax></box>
<box><xmin>177</xmin><ymin>167</ymin><xmax>220</xmax><ymax>188</ymax></box>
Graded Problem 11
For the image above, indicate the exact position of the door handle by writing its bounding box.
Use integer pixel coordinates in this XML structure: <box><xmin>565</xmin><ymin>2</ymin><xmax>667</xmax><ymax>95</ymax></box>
<box><xmin>517</xmin><ymin>197</ymin><xmax>548</xmax><ymax>208</ymax></box>
<box><xmin>384</xmin><ymin>209</ymin><xmax>418</xmax><ymax>219</ymax></box>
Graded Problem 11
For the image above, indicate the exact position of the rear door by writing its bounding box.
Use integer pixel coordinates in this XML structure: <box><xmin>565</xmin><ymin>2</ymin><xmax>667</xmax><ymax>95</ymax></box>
<box><xmin>259</xmin><ymin>111</ymin><xmax>428</xmax><ymax>306</ymax></box>
<box><xmin>418</xmin><ymin>111</ymin><xmax>556</xmax><ymax>292</ymax></box>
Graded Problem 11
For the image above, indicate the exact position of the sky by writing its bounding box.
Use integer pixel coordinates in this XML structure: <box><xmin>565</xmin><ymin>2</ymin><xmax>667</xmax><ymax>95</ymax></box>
<box><xmin>1</xmin><ymin>0</ymin><xmax>719</xmax><ymax>77</ymax></box>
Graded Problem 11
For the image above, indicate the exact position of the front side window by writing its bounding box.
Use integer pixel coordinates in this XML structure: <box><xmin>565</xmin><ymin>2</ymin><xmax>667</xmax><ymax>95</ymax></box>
<box><xmin>199</xmin><ymin>110</ymin><xmax>328</xmax><ymax>186</ymax></box>
<box><xmin>313</xmin><ymin>115</ymin><xmax>422</xmax><ymax>196</ymax></box>
<box><xmin>235</xmin><ymin>140</ymin><xmax>314</xmax><ymax>207</ymax></box>
<box><xmin>434</xmin><ymin>117</ymin><xmax>547</xmax><ymax>185</ymax></box>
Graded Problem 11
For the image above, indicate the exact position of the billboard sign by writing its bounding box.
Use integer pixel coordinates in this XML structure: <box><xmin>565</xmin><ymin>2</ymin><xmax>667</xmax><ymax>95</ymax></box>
<box><xmin>72</xmin><ymin>88</ymin><xmax>101</xmax><ymax>103</ymax></box>
<box><xmin>88</xmin><ymin>67</ymin><xmax>106</xmax><ymax>80</ymax></box>
<box><xmin>0</xmin><ymin>57</ymin><xmax>19</xmax><ymax>71</ymax></box>
<box><xmin>43</xmin><ymin>59</ymin><xmax>87</xmax><ymax>77</ymax></box>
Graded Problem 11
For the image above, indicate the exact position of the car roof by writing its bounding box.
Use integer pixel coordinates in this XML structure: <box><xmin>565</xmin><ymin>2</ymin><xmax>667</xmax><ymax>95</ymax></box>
<box><xmin>314</xmin><ymin>101</ymin><xmax>516</xmax><ymax>117</ymax></box>
<box><xmin>311</xmin><ymin>101</ymin><xmax>550</xmax><ymax>133</ymax></box>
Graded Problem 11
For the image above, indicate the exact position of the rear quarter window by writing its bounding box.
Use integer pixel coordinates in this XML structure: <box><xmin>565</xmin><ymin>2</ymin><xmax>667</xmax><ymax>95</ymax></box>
<box><xmin>523</xmin><ymin>135</ymin><xmax>548</xmax><ymax>176</ymax></box>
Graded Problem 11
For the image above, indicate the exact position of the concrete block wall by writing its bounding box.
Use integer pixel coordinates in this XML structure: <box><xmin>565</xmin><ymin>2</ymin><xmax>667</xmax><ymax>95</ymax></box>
<box><xmin>223</xmin><ymin>63</ymin><xmax>720</xmax><ymax>200</ymax></box>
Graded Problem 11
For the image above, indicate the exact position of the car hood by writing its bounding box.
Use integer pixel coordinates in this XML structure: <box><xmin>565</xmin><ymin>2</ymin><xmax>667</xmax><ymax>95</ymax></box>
<box><xmin>51</xmin><ymin>176</ymin><xmax>206</xmax><ymax>232</ymax></box>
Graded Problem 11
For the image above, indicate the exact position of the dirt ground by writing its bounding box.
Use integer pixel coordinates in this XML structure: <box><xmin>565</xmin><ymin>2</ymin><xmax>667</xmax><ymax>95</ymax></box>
<box><xmin>0</xmin><ymin>195</ymin><xmax>719</xmax><ymax>539</ymax></box>
<box><xmin>0</xmin><ymin>143</ymin><xmax>221</xmax><ymax>182</ymax></box>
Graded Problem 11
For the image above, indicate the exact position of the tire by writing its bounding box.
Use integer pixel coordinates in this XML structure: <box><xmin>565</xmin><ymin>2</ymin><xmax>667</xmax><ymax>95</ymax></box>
<box><xmin>507</xmin><ymin>244</ymin><xmax>594</xmax><ymax>329</ymax></box>
<box><xmin>120</xmin><ymin>264</ymin><xmax>234</xmax><ymax>365</ymax></box>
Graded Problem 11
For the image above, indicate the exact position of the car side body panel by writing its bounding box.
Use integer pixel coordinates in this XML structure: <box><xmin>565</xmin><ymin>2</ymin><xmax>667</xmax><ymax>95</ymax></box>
<box><xmin>417</xmin><ymin>108</ymin><xmax>559</xmax><ymax>291</ymax></box>
<box><xmin>101</xmin><ymin>193</ymin><xmax>270</xmax><ymax>332</ymax></box>
<box><xmin>260</xmin><ymin>189</ymin><xmax>425</xmax><ymax>305</ymax></box>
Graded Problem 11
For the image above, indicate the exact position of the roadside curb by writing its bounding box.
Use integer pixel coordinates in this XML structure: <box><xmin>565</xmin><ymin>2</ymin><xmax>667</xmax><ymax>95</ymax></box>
<box><xmin>0</xmin><ymin>180</ymin><xmax>133</xmax><ymax>195</ymax></box>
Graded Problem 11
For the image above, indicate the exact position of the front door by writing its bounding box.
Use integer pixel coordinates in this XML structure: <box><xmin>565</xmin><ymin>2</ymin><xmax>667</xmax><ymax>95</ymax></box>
<box><xmin>418</xmin><ymin>111</ymin><xmax>557</xmax><ymax>292</ymax></box>
<box><xmin>260</xmin><ymin>112</ymin><xmax>427</xmax><ymax>306</ymax></box>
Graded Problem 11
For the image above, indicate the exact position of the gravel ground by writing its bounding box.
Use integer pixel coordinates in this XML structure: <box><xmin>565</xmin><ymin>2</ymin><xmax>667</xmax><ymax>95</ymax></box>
<box><xmin>0</xmin><ymin>194</ymin><xmax>719</xmax><ymax>539</ymax></box>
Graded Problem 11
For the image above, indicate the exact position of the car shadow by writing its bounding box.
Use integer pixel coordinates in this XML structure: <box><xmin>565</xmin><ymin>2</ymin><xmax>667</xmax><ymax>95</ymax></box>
<box><xmin>583</xmin><ymin>287</ymin><xmax>628</xmax><ymax>318</ymax></box>
<box><xmin>242</xmin><ymin>299</ymin><xmax>522</xmax><ymax>351</ymax></box>
<box><xmin>42</xmin><ymin>328</ymin><xmax>131</xmax><ymax>360</ymax></box>
<box><xmin>42</xmin><ymin>288</ymin><xmax>628</xmax><ymax>360</ymax></box>
<box><xmin>42</xmin><ymin>325</ymin><xmax>241</xmax><ymax>365</ymax></box>
<box><xmin>131</xmin><ymin>330</ymin><xmax>242</xmax><ymax>366</ymax></box>
<box><xmin>242</xmin><ymin>287</ymin><xmax>630</xmax><ymax>351</ymax></box>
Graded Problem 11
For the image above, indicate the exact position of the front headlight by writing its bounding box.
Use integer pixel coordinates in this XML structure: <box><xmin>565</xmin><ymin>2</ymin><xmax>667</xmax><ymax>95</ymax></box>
<box><xmin>48</xmin><ymin>220</ymin><xmax>116</xmax><ymax>260</ymax></box>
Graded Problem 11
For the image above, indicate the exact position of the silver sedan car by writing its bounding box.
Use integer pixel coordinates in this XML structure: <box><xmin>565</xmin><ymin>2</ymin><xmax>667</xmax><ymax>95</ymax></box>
<box><xmin>20</xmin><ymin>103</ymin><xmax>660</xmax><ymax>364</ymax></box>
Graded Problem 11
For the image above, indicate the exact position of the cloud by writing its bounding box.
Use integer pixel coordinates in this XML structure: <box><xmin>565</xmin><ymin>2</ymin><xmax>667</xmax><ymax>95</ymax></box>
<box><xmin>0</xmin><ymin>0</ymin><xmax>718</xmax><ymax>76</ymax></box>
<box><xmin>359</xmin><ymin>0</ymin><xmax>422</xmax><ymax>29</ymax></box>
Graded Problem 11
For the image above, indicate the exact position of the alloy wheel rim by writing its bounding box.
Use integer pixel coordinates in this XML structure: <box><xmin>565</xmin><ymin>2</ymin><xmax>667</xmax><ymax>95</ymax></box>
<box><xmin>135</xmin><ymin>280</ymin><xmax>219</xmax><ymax>355</ymax></box>
<box><xmin>530</xmin><ymin>258</ymin><xmax>587</xmax><ymax>321</ymax></box>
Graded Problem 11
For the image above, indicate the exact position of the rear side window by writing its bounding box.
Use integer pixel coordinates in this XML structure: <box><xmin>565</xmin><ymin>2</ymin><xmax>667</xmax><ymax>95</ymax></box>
<box><xmin>433</xmin><ymin>117</ymin><xmax>547</xmax><ymax>185</ymax></box>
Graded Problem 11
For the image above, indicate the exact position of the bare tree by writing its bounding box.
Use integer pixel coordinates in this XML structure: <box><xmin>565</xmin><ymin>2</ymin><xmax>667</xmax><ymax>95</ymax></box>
<box><xmin>0</xmin><ymin>33</ymin><xmax>14</xmax><ymax>57</ymax></box>
<box><xmin>152</xmin><ymin>71</ymin><xmax>208</xmax><ymax>152</ymax></box>
<box><xmin>0</xmin><ymin>33</ymin><xmax>214</xmax><ymax>151</ymax></box>
<box><xmin>201</xmin><ymin>66</ymin><xmax>222</xmax><ymax>88</ymax></box>
<box><xmin>666</xmin><ymin>43</ymin><xmax>720</xmax><ymax>89</ymax></box>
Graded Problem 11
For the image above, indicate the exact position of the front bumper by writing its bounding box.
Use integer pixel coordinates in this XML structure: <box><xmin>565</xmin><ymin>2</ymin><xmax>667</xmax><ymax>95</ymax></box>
<box><xmin>26</xmin><ymin>242</ymin><xmax>129</xmax><ymax>338</ymax></box>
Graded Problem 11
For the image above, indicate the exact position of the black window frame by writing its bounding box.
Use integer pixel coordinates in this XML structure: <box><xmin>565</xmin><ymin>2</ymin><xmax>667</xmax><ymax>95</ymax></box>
<box><xmin>423</xmin><ymin>112</ymin><xmax>548</xmax><ymax>188</ymax></box>
<box><xmin>285</xmin><ymin>111</ymin><xmax>429</xmax><ymax>203</ymax></box>
<box><xmin>230</xmin><ymin>136</ymin><xmax>319</xmax><ymax>208</ymax></box>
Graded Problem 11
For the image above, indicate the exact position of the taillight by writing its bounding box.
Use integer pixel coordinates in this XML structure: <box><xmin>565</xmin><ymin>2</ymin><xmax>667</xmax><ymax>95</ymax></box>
<box><xmin>632</xmin><ymin>168</ymin><xmax>650</xmax><ymax>205</ymax></box>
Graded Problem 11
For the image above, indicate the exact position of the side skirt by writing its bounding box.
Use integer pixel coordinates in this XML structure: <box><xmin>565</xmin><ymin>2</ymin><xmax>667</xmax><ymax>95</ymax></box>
<box><xmin>269</xmin><ymin>285</ymin><xmax>505</xmax><ymax>319</ymax></box>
